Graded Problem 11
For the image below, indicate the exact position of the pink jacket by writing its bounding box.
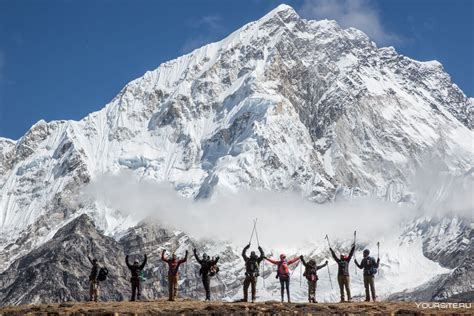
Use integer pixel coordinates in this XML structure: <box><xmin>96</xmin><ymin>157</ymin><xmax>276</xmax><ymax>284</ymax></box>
<box><xmin>266</xmin><ymin>257</ymin><xmax>300</xmax><ymax>276</ymax></box>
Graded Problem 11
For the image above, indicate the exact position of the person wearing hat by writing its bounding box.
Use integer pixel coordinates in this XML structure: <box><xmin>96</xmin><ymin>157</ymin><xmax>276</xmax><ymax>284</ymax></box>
<box><xmin>355</xmin><ymin>249</ymin><xmax>380</xmax><ymax>302</ymax></box>
<box><xmin>193</xmin><ymin>248</ymin><xmax>219</xmax><ymax>301</ymax></box>
<box><xmin>300</xmin><ymin>255</ymin><xmax>328</xmax><ymax>303</ymax></box>
<box><xmin>330</xmin><ymin>243</ymin><xmax>355</xmax><ymax>302</ymax></box>
<box><xmin>241</xmin><ymin>243</ymin><xmax>265</xmax><ymax>302</ymax></box>
<box><xmin>87</xmin><ymin>256</ymin><xmax>100</xmax><ymax>302</ymax></box>
<box><xmin>125</xmin><ymin>253</ymin><xmax>147</xmax><ymax>301</ymax></box>
<box><xmin>265</xmin><ymin>253</ymin><xmax>300</xmax><ymax>303</ymax></box>
<box><xmin>162</xmin><ymin>249</ymin><xmax>188</xmax><ymax>301</ymax></box>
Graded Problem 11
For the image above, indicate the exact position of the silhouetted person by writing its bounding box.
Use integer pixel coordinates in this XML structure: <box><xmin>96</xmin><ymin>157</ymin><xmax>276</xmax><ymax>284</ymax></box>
<box><xmin>330</xmin><ymin>243</ymin><xmax>355</xmax><ymax>302</ymax></box>
<box><xmin>194</xmin><ymin>248</ymin><xmax>219</xmax><ymax>301</ymax></box>
<box><xmin>125</xmin><ymin>254</ymin><xmax>147</xmax><ymax>301</ymax></box>
<box><xmin>355</xmin><ymin>249</ymin><xmax>380</xmax><ymax>302</ymax></box>
<box><xmin>241</xmin><ymin>244</ymin><xmax>265</xmax><ymax>302</ymax></box>
<box><xmin>300</xmin><ymin>256</ymin><xmax>328</xmax><ymax>303</ymax></box>
<box><xmin>88</xmin><ymin>256</ymin><xmax>99</xmax><ymax>302</ymax></box>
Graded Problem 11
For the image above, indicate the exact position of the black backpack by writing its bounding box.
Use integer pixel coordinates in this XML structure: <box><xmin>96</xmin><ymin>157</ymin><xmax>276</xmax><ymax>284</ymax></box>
<box><xmin>367</xmin><ymin>257</ymin><xmax>377</xmax><ymax>276</ymax></box>
<box><xmin>97</xmin><ymin>267</ymin><xmax>109</xmax><ymax>282</ymax></box>
<box><xmin>246</xmin><ymin>259</ymin><xmax>259</xmax><ymax>277</ymax></box>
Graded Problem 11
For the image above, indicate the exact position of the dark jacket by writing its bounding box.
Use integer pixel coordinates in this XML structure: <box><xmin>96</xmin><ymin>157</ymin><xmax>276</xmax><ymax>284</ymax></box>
<box><xmin>126</xmin><ymin>254</ymin><xmax>147</xmax><ymax>280</ymax></box>
<box><xmin>88</xmin><ymin>256</ymin><xmax>99</xmax><ymax>280</ymax></box>
<box><xmin>355</xmin><ymin>256</ymin><xmax>380</xmax><ymax>276</ymax></box>
<box><xmin>194</xmin><ymin>249</ymin><xmax>219</xmax><ymax>276</ymax></box>
<box><xmin>242</xmin><ymin>245</ymin><xmax>265</xmax><ymax>276</ymax></box>
<box><xmin>330</xmin><ymin>244</ymin><xmax>355</xmax><ymax>276</ymax></box>
<box><xmin>301</xmin><ymin>257</ymin><xmax>327</xmax><ymax>273</ymax></box>
<box><xmin>301</xmin><ymin>257</ymin><xmax>327</xmax><ymax>281</ymax></box>
<box><xmin>162</xmin><ymin>250</ymin><xmax>188</xmax><ymax>276</ymax></box>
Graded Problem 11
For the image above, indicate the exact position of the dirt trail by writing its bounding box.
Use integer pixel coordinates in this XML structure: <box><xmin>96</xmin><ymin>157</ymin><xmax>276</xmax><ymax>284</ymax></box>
<box><xmin>0</xmin><ymin>300</ymin><xmax>472</xmax><ymax>315</ymax></box>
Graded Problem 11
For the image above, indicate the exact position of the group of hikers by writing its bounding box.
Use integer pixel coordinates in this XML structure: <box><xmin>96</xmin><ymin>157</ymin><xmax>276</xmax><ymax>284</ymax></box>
<box><xmin>88</xmin><ymin>232</ymin><xmax>381</xmax><ymax>304</ymax></box>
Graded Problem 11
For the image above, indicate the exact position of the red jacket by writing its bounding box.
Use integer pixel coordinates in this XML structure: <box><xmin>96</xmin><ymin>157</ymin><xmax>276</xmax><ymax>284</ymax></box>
<box><xmin>266</xmin><ymin>257</ymin><xmax>300</xmax><ymax>277</ymax></box>
<box><xmin>162</xmin><ymin>251</ymin><xmax>188</xmax><ymax>276</ymax></box>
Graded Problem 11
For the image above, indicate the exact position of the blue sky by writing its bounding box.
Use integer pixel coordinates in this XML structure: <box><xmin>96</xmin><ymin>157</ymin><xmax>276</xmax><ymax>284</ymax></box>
<box><xmin>0</xmin><ymin>0</ymin><xmax>472</xmax><ymax>140</ymax></box>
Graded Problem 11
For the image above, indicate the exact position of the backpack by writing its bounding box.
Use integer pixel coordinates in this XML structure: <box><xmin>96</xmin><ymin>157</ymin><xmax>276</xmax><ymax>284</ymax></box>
<box><xmin>275</xmin><ymin>262</ymin><xmax>280</xmax><ymax>279</ymax></box>
<box><xmin>367</xmin><ymin>257</ymin><xmax>377</xmax><ymax>276</ymax></box>
<box><xmin>246</xmin><ymin>259</ymin><xmax>259</xmax><ymax>277</ymax></box>
<box><xmin>97</xmin><ymin>267</ymin><xmax>108</xmax><ymax>282</ymax></box>
<box><xmin>275</xmin><ymin>261</ymin><xmax>289</xmax><ymax>279</ymax></box>
<box><xmin>139</xmin><ymin>270</ymin><xmax>147</xmax><ymax>281</ymax></box>
<box><xmin>209</xmin><ymin>262</ymin><xmax>219</xmax><ymax>277</ymax></box>
<box><xmin>303</xmin><ymin>265</ymin><xmax>318</xmax><ymax>282</ymax></box>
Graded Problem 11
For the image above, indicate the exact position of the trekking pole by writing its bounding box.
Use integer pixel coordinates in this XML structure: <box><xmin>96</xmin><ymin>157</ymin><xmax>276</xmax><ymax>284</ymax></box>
<box><xmin>248</xmin><ymin>219</ymin><xmax>257</xmax><ymax>245</ymax></box>
<box><xmin>254</xmin><ymin>218</ymin><xmax>260</xmax><ymax>247</ymax></box>
<box><xmin>324</xmin><ymin>234</ymin><xmax>334</xmax><ymax>290</ymax></box>
<box><xmin>325</xmin><ymin>234</ymin><xmax>332</xmax><ymax>249</ymax></box>
<box><xmin>354</xmin><ymin>230</ymin><xmax>357</xmax><ymax>275</ymax></box>
<box><xmin>326</xmin><ymin>264</ymin><xmax>333</xmax><ymax>290</ymax></box>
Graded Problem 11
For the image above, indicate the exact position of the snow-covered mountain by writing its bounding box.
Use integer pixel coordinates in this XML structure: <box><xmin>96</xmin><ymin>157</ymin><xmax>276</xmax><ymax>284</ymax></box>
<box><xmin>0</xmin><ymin>4</ymin><xmax>472</xmax><ymax>304</ymax></box>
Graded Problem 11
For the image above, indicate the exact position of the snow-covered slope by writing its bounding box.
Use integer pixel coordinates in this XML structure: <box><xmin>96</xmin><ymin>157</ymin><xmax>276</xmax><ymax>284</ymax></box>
<box><xmin>0</xmin><ymin>4</ymin><xmax>472</xmax><ymax>303</ymax></box>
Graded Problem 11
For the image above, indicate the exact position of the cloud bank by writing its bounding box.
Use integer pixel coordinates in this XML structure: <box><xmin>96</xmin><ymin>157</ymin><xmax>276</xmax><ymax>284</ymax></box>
<box><xmin>79</xmin><ymin>172</ymin><xmax>454</xmax><ymax>250</ymax></box>
<box><xmin>299</xmin><ymin>0</ymin><xmax>401</xmax><ymax>46</ymax></box>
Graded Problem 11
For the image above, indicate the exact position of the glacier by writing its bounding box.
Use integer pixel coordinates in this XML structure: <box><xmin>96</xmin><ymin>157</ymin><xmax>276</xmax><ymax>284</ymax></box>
<box><xmin>0</xmin><ymin>4</ymin><xmax>472</xmax><ymax>304</ymax></box>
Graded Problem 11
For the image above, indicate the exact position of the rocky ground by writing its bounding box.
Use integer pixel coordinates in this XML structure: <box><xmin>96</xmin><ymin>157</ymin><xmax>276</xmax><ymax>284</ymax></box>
<box><xmin>0</xmin><ymin>300</ymin><xmax>472</xmax><ymax>315</ymax></box>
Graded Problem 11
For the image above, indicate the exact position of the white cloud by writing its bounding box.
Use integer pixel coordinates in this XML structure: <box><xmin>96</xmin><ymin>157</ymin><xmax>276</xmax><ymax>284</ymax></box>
<box><xmin>180</xmin><ymin>15</ymin><xmax>225</xmax><ymax>54</ymax></box>
<box><xmin>299</xmin><ymin>0</ymin><xmax>401</xmax><ymax>46</ymax></box>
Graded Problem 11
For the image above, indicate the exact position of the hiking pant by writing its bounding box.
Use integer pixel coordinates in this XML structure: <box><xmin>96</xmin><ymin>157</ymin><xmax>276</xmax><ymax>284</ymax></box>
<box><xmin>279</xmin><ymin>276</ymin><xmax>290</xmax><ymax>302</ymax></box>
<box><xmin>202</xmin><ymin>274</ymin><xmax>211</xmax><ymax>300</ymax></box>
<box><xmin>131</xmin><ymin>278</ymin><xmax>141</xmax><ymax>301</ymax></box>
<box><xmin>337</xmin><ymin>275</ymin><xmax>351</xmax><ymax>301</ymax></box>
<box><xmin>363</xmin><ymin>275</ymin><xmax>376</xmax><ymax>301</ymax></box>
<box><xmin>243</xmin><ymin>275</ymin><xmax>257</xmax><ymax>301</ymax></box>
<box><xmin>89</xmin><ymin>279</ymin><xmax>99</xmax><ymax>302</ymax></box>
<box><xmin>168</xmin><ymin>275</ymin><xmax>179</xmax><ymax>301</ymax></box>
<box><xmin>307</xmin><ymin>280</ymin><xmax>317</xmax><ymax>302</ymax></box>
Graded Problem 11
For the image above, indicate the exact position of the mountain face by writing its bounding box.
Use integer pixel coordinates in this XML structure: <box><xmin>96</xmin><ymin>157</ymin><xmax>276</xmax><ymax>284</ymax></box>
<box><xmin>0</xmin><ymin>4</ymin><xmax>472</xmax><ymax>304</ymax></box>
<box><xmin>0</xmin><ymin>214</ymin><xmax>229</xmax><ymax>305</ymax></box>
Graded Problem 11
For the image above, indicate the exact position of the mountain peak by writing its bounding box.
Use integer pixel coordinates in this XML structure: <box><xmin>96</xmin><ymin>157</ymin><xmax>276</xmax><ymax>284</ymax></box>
<box><xmin>261</xmin><ymin>3</ymin><xmax>299</xmax><ymax>21</ymax></box>
<box><xmin>270</xmin><ymin>3</ymin><xmax>295</xmax><ymax>13</ymax></box>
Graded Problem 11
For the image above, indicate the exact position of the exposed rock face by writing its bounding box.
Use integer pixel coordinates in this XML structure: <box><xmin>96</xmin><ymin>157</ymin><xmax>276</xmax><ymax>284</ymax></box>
<box><xmin>0</xmin><ymin>215</ymin><xmax>129</xmax><ymax>304</ymax></box>
<box><xmin>0</xmin><ymin>4</ymin><xmax>472</xmax><ymax>305</ymax></box>
<box><xmin>0</xmin><ymin>215</ymin><xmax>239</xmax><ymax>305</ymax></box>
